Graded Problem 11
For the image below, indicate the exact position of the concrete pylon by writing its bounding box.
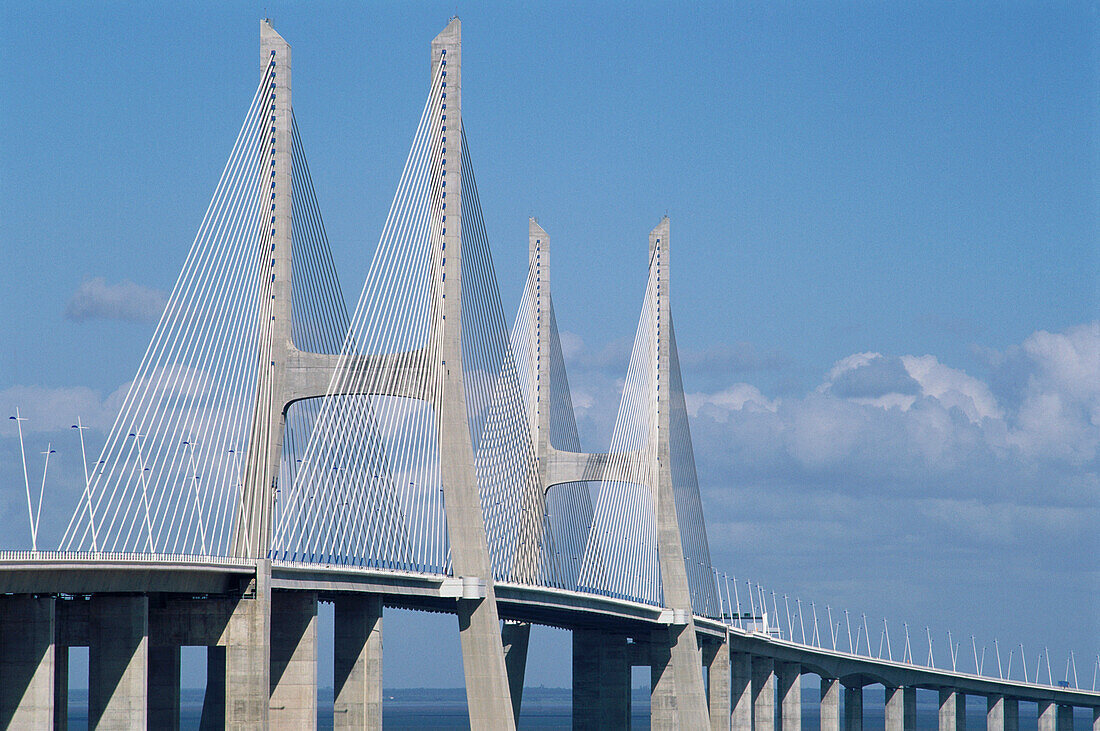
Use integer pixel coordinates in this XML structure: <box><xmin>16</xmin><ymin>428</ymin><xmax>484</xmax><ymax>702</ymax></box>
<box><xmin>224</xmin><ymin>20</ymin><xmax>515</xmax><ymax>727</ymax></box>
<box><xmin>430</xmin><ymin>18</ymin><xmax>517</xmax><ymax>730</ymax></box>
<box><xmin>489</xmin><ymin>218</ymin><xmax>554</xmax><ymax>724</ymax></box>
<box><xmin>528</xmin><ymin>218</ymin><xmax>552</xmax><ymax>470</ymax></box>
<box><xmin>521</xmin><ymin>218</ymin><xmax>710</xmax><ymax>728</ymax></box>
<box><xmin>233</xmin><ymin>18</ymin><xmax>294</xmax><ymax>560</ymax></box>
<box><xmin>650</xmin><ymin>217</ymin><xmax>710</xmax><ymax>729</ymax></box>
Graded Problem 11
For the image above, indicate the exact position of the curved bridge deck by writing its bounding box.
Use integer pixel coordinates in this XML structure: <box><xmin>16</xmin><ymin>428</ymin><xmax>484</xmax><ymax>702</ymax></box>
<box><xmin>2</xmin><ymin>553</ymin><xmax>1096</xmax><ymax>721</ymax></box>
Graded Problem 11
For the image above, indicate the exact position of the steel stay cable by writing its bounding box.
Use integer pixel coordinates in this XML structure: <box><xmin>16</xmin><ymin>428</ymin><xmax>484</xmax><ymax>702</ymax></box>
<box><xmin>284</xmin><ymin>70</ymin><xmax>442</xmax><ymax>561</ymax></box>
<box><xmin>75</xmin><ymin>74</ymin><xmax>272</xmax><ymax>551</ymax></box>
<box><xmin>86</xmin><ymin>82</ymin><xmax>271</xmax><ymax>549</ymax></box>
<box><xmin>62</xmin><ymin>65</ymin><xmax>272</xmax><ymax>549</ymax></box>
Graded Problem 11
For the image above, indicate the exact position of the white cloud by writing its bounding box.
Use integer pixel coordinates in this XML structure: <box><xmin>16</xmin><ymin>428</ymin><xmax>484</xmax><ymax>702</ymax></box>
<box><xmin>65</xmin><ymin>277</ymin><xmax>167</xmax><ymax>323</ymax></box>
<box><xmin>682</xmin><ymin>322</ymin><xmax>1100</xmax><ymax>496</ymax></box>
<box><xmin>686</xmin><ymin>384</ymin><xmax>777</xmax><ymax>419</ymax></box>
<box><xmin>827</xmin><ymin>351</ymin><xmax>884</xmax><ymax>381</ymax></box>
<box><xmin>901</xmin><ymin>354</ymin><xmax>1001</xmax><ymax>422</ymax></box>
<box><xmin>1021</xmin><ymin>323</ymin><xmax>1100</xmax><ymax>406</ymax></box>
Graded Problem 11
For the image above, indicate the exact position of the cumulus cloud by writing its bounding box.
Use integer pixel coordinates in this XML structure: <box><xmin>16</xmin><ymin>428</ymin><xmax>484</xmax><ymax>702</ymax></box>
<box><xmin>1004</xmin><ymin>322</ymin><xmax>1100</xmax><ymax>464</ymax></box>
<box><xmin>902</xmin><ymin>354</ymin><xmax>1001</xmax><ymax>422</ymax></box>
<box><xmin>686</xmin><ymin>384</ymin><xmax>777</xmax><ymax>419</ymax></box>
<box><xmin>829</xmin><ymin>354</ymin><xmax>920</xmax><ymax>400</ymax></box>
<box><xmin>65</xmin><ymin>277</ymin><xmax>167</xmax><ymax>323</ymax></box>
<box><xmin>679</xmin><ymin>322</ymin><xmax>1100</xmax><ymax>502</ymax></box>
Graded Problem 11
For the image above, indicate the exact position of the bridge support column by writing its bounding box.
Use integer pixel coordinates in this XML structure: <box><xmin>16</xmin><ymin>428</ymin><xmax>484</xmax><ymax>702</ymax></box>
<box><xmin>987</xmin><ymin>695</ymin><xmax>1018</xmax><ymax>731</ymax></box>
<box><xmin>89</xmin><ymin>595</ymin><xmax>148</xmax><ymax>729</ymax></box>
<box><xmin>501</xmin><ymin>621</ymin><xmax>530</xmax><ymax>726</ymax></box>
<box><xmin>200</xmin><ymin>646</ymin><xmax>226</xmax><ymax>729</ymax></box>
<box><xmin>574</xmin><ymin>630</ymin><xmax>629</xmax><ymax>730</ymax></box>
<box><xmin>844</xmin><ymin>683</ymin><xmax>863</xmax><ymax>731</ymax></box>
<box><xmin>221</xmin><ymin>560</ymin><xmax>271</xmax><ymax>728</ymax></box>
<box><xmin>270</xmin><ymin>590</ymin><xmax>317</xmax><ymax>730</ymax></box>
<box><xmin>1056</xmin><ymin>705</ymin><xmax>1074</xmax><ymax>731</ymax></box>
<box><xmin>650</xmin><ymin>629</ymin><xmax>677</xmax><ymax>730</ymax></box>
<box><xmin>886</xmin><ymin>686</ymin><xmax>916</xmax><ymax>731</ymax></box>
<box><xmin>0</xmin><ymin>595</ymin><xmax>56</xmax><ymax>729</ymax></box>
<box><xmin>55</xmin><ymin>639</ymin><xmax>68</xmax><ymax>730</ymax></box>
<box><xmin>704</xmin><ymin>640</ymin><xmax>730</xmax><ymax>731</ymax></box>
<box><xmin>731</xmin><ymin>652</ymin><xmax>752</xmax><ymax>731</ymax></box>
<box><xmin>1093</xmin><ymin>706</ymin><xmax>1099</xmax><ymax>731</ymax></box>
<box><xmin>939</xmin><ymin>690</ymin><xmax>965</xmax><ymax>731</ymax></box>
<box><xmin>651</xmin><ymin>632</ymin><xmax>673</xmax><ymax>729</ymax></box>
<box><xmin>149</xmin><ymin>644</ymin><xmax>181</xmax><ymax>730</ymax></box>
<box><xmin>333</xmin><ymin>594</ymin><xmax>382</xmax><ymax>730</ymax></box>
<box><xmin>1038</xmin><ymin>701</ymin><xmax>1056</xmax><ymax>731</ymax></box>
<box><xmin>778</xmin><ymin>662</ymin><xmax>801</xmax><ymax>731</ymax></box>
<box><xmin>752</xmin><ymin>656</ymin><xmax>775</xmax><ymax>731</ymax></box>
<box><xmin>821</xmin><ymin>677</ymin><xmax>841</xmax><ymax>731</ymax></box>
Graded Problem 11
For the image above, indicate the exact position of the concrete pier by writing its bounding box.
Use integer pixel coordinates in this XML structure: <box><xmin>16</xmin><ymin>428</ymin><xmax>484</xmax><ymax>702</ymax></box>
<box><xmin>731</xmin><ymin>652</ymin><xmax>753</xmax><ymax>731</ymax></box>
<box><xmin>1039</xmin><ymin>701</ymin><xmax>1057</xmax><ymax>731</ymax></box>
<box><xmin>333</xmin><ymin>595</ymin><xmax>382</xmax><ymax>730</ymax></box>
<box><xmin>752</xmin><ymin>655</ymin><xmax>775</xmax><ymax>731</ymax></box>
<box><xmin>987</xmin><ymin>695</ymin><xmax>1019</xmax><ymax>731</ymax></box>
<box><xmin>89</xmin><ymin>595</ymin><xmax>148</xmax><ymax>729</ymax></box>
<box><xmin>938</xmin><ymin>689</ymin><xmax>965</xmax><ymax>731</ymax></box>
<box><xmin>55</xmin><ymin>640</ymin><xmax>68</xmax><ymax>730</ymax></box>
<box><xmin>149</xmin><ymin>644</ymin><xmax>181</xmax><ymax>730</ymax></box>
<box><xmin>573</xmin><ymin>629</ymin><xmax>629</xmax><ymax>729</ymax></box>
<box><xmin>501</xmin><ymin>620</ymin><xmax>530</xmax><ymax>725</ymax></box>
<box><xmin>705</xmin><ymin>640</ymin><xmax>731</xmax><ymax>731</ymax></box>
<box><xmin>821</xmin><ymin>677</ymin><xmax>841</xmax><ymax>731</ymax></box>
<box><xmin>269</xmin><ymin>591</ymin><xmax>318</xmax><ymax>729</ymax></box>
<box><xmin>0</xmin><ymin>595</ymin><xmax>56</xmax><ymax>728</ymax></box>
<box><xmin>221</xmin><ymin>563</ymin><xmax>270</xmax><ymax>728</ymax></box>
<box><xmin>650</xmin><ymin>628</ymin><xmax>677</xmax><ymax>730</ymax></box>
<box><xmin>200</xmin><ymin>646</ymin><xmax>226</xmax><ymax>729</ymax></box>
<box><xmin>885</xmin><ymin>686</ymin><xmax>916</xmax><ymax>731</ymax></box>
<box><xmin>844</xmin><ymin>682</ymin><xmax>863</xmax><ymax>731</ymax></box>
<box><xmin>1056</xmin><ymin>704</ymin><xmax>1074</xmax><ymax>731</ymax></box>
<box><xmin>778</xmin><ymin>662</ymin><xmax>801</xmax><ymax>731</ymax></box>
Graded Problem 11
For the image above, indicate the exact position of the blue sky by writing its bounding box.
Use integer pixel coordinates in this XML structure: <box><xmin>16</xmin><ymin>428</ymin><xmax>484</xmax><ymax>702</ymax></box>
<box><xmin>1</xmin><ymin>1</ymin><xmax>1097</xmax><ymax>690</ymax></box>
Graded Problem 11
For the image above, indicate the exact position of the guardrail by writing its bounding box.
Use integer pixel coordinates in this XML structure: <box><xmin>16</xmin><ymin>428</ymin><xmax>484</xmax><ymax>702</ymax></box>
<box><xmin>709</xmin><ymin>571</ymin><xmax>1100</xmax><ymax>694</ymax></box>
<box><xmin>0</xmin><ymin>550</ymin><xmax>255</xmax><ymax>566</ymax></box>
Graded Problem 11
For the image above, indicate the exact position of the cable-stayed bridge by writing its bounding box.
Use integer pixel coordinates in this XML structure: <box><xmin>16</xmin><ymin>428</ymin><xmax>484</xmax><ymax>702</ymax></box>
<box><xmin>1</xmin><ymin>18</ymin><xmax>1096</xmax><ymax>731</ymax></box>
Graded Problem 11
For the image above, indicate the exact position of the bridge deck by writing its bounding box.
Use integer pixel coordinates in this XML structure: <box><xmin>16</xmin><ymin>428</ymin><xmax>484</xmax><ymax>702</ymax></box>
<box><xmin>0</xmin><ymin>554</ymin><xmax>1096</xmax><ymax>710</ymax></box>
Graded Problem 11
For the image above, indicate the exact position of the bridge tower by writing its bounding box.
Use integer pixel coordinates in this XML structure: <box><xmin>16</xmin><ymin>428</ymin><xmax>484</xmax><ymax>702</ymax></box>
<box><xmin>230</xmin><ymin>18</ymin><xmax>517</xmax><ymax>730</ymax></box>
<box><xmin>520</xmin><ymin>218</ymin><xmax>711</xmax><ymax>729</ymax></box>
<box><xmin>232</xmin><ymin>19</ymin><xmax>294</xmax><ymax>560</ymax></box>
<box><xmin>648</xmin><ymin>217</ymin><xmax>711</xmax><ymax>730</ymax></box>
<box><xmin>427</xmin><ymin>19</ymin><xmax>518</xmax><ymax>730</ymax></box>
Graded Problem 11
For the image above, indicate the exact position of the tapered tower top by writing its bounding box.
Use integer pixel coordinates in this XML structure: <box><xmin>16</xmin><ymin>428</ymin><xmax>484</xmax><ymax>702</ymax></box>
<box><xmin>431</xmin><ymin>17</ymin><xmax>461</xmax><ymax>84</ymax></box>
<box><xmin>649</xmin><ymin>215</ymin><xmax>670</xmax><ymax>259</ymax></box>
